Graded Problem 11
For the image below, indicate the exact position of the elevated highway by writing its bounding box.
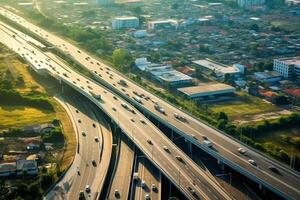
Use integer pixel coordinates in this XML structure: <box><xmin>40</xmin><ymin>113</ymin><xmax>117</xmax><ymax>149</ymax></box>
<box><xmin>0</xmin><ymin>7</ymin><xmax>297</xmax><ymax>199</ymax></box>
<box><xmin>0</xmin><ymin>20</ymin><xmax>232</xmax><ymax>200</ymax></box>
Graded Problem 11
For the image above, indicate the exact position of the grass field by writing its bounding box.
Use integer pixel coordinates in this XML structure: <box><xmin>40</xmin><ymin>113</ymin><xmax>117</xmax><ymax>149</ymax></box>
<box><xmin>0</xmin><ymin>50</ymin><xmax>75</xmax><ymax>172</ymax></box>
<box><xmin>256</xmin><ymin>127</ymin><xmax>300</xmax><ymax>158</ymax></box>
<box><xmin>0</xmin><ymin>106</ymin><xmax>54</xmax><ymax>130</ymax></box>
<box><xmin>210</xmin><ymin>92</ymin><xmax>282</xmax><ymax>122</ymax></box>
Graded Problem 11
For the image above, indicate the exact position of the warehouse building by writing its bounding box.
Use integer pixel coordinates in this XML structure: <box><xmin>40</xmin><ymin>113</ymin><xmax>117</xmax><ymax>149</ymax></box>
<box><xmin>178</xmin><ymin>83</ymin><xmax>235</xmax><ymax>101</ymax></box>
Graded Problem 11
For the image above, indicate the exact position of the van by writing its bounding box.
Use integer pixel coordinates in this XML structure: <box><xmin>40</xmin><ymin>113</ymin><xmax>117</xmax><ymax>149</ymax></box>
<box><xmin>203</xmin><ymin>140</ymin><xmax>213</xmax><ymax>148</ymax></box>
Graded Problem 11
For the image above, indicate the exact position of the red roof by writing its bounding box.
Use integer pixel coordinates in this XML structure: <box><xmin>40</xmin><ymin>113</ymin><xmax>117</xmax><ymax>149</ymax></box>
<box><xmin>177</xmin><ymin>67</ymin><xmax>195</xmax><ymax>75</ymax></box>
<box><xmin>284</xmin><ymin>89</ymin><xmax>300</xmax><ymax>99</ymax></box>
<box><xmin>259</xmin><ymin>89</ymin><xmax>278</xmax><ymax>98</ymax></box>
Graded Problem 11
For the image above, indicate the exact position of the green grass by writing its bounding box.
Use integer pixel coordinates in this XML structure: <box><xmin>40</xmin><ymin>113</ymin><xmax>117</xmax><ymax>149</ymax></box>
<box><xmin>0</xmin><ymin>105</ymin><xmax>55</xmax><ymax>130</ymax></box>
<box><xmin>210</xmin><ymin>92</ymin><xmax>281</xmax><ymax>121</ymax></box>
<box><xmin>255</xmin><ymin>127</ymin><xmax>300</xmax><ymax>157</ymax></box>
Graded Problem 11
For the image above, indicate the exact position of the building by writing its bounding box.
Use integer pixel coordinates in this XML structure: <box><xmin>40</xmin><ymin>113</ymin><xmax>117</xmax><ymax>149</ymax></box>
<box><xmin>273</xmin><ymin>57</ymin><xmax>300</xmax><ymax>81</ymax></box>
<box><xmin>112</xmin><ymin>16</ymin><xmax>139</xmax><ymax>29</ymax></box>
<box><xmin>237</xmin><ymin>0</ymin><xmax>265</xmax><ymax>8</ymax></box>
<box><xmin>150</xmin><ymin>69</ymin><xmax>193</xmax><ymax>87</ymax></box>
<box><xmin>16</xmin><ymin>159</ymin><xmax>38</xmax><ymax>175</ymax></box>
<box><xmin>254</xmin><ymin>71</ymin><xmax>282</xmax><ymax>83</ymax></box>
<box><xmin>133</xmin><ymin>30</ymin><xmax>147</xmax><ymax>38</ymax></box>
<box><xmin>148</xmin><ymin>20</ymin><xmax>178</xmax><ymax>30</ymax></box>
<box><xmin>135</xmin><ymin>57</ymin><xmax>152</xmax><ymax>71</ymax></box>
<box><xmin>178</xmin><ymin>83</ymin><xmax>235</xmax><ymax>101</ymax></box>
<box><xmin>98</xmin><ymin>0</ymin><xmax>115</xmax><ymax>6</ymax></box>
<box><xmin>192</xmin><ymin>59</ymin><xmax>244</xmax><ymax>81</ymax></box>
<box><xmin>0</xmin><ymin>162</ymin><xmax>16</xmax><ymax>177</ymax></box>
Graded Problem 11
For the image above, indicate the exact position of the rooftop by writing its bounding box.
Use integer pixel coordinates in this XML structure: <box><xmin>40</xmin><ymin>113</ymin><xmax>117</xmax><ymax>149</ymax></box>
<box><xmin>114</xmin><ymin>16</ymin><xmax>138</xmax><ymax>20</ymax></box>
<box><xmin>178</xmin><ymin>83</ymin><xmax>235</xmax><ymax>96</ymax></box>
<box><xmin>150</xmin><ymin>69</ymin><xmax>193</xmax><ymax>83</ymax></box>
<box><xmin>275</xmin><ymin>57</ymin><xmax>300</xmax><ymax>66</ymax></box>
<box><xmin>192</xmin><ymin>59</ymin><xmax>242</xmax><ymax>74</ymax></box>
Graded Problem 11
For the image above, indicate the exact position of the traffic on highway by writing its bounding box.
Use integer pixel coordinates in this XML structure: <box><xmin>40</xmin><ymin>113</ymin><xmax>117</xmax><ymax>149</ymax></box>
<box><xmin>0</xmin><ymin>6</ymin><xmax>297</xmax><ymax>200</ymax></box>
<box><xmin>0</xmin><ymin>18</ymin><xmax>232</xmax><ymax>200</ymax></box>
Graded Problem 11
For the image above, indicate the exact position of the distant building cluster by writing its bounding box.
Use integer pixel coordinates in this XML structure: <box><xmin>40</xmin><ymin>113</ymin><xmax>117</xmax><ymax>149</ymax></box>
<box><xmin>237</xmin><ymin>0</ymin><xmax>265</xmax><ymax>8</ymax></box>
<box><xmin>98</xmin><ymin>0</ymin><xmax>115</xmax><ymax>6</ymax></box>
<box><xmin>112</xmin><ymin>16</ymin><xmax>139</xmax><ymax>29</ymax></box>
<box><xmin>273</xmin><ymin>57</ymin><xmax>300</xmax><ymax>82</ymax></box>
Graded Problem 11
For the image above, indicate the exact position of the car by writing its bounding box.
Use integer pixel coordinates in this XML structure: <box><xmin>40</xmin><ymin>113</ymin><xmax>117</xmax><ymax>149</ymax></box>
<box><xmin>86</xmin><ymin>80</ymin><xmax>89</xmax><ymax>84</ymax></box>
<box><xmin>151</xmin><ymin>184</ymin><xmax>157</xmax><ymax>192</ymax></box>
<box><xmin>112</xmin><ymin>107</ymin><xmax>117</xmax><ymax>111</ymax></box>
<box><xmin>76</xmin><ymin>110</ymin><xmax>79</xmax><ymax>113</ymax></box>
<box><xmin>82</xmin><ymin>132</ymin><xmax>86</xmax><ymax>136</ymax></box>
<box><xmin>92</xmin><ymin>160</ymin><xmax>97</xmax><ymax>167</ymax></box>
<box><xmin>85</xmin><ymin>185</ymin><xmax>91</xmax><ymax>193</ymax></box>
<box><xmin>268</xmin><ymin>166</ymin><xmax>279</xmax><ymax>174</ymax></box>
<box><xmin>133</xmin><ymin>172</ymin><xmax>139</xmax><ymax>181</ymax></box>
<box><xmin>191</xmin><ymin>134</ymin><xmax>197</xmax><ymax>140</ymax></box>
<box><xmin>121</xmin><ymin>103</ymin><xmax>128</xmax><ymax>108</ymax></box>
<box><xmin>94</xmin><ymin>137</ymin><xmax>99</xmax><ymax>142</ymax></box>
<box><xmin>187</xmin><ymin>186</ymin><xmax>193</xmax><ymax>192</ymax></box>
<box><xmin>141</xmin><ymin>180</ymin><xmax>146</xmax><ymax>188</ymax></box>
<box><xmin>147</xmin><ymin>139</ymin><xmax>153</xmax><ymax>145</ymax></box>
<box><xmin>248</xmin><ymin>159</ymin><xmax>257</xmax><ymax>166</ymax></box>
<box><xmin>130</xmin><ymin>118</ymin><xmax>135</xmax><ymax>122</ymax></box>
<box><xmin>78</xmin><ymin>119</ymin><xmax>82</xmax><ymax>123</ymax></box>
<box><xmin>140</xmin><ymin>119</ymin><xmax>146</xmax><ymax>124</ymax></box>
<box><xmin>145</xmin><ymin>194</ymin><xmax>150</xmax><ymax>200</ymax></box>
<box><xmin>203</xmin><ymin>140</ymin><xmax>213</xmax><ymax>148</ymax></box>
<box><xmin>92</xmin><ymin>123</ymin><xmax>96</xmax><ymax>128</ymax></box>
<box><xmin>113</xmin><ymin>96</ymin><xmax>118</xmax><ymax>100</ymax></box>
<box><xmin>238</xmin><ymin>147</ymin><xmax>247</xmax><ymax>154</ymax></box>
<box><xmin>77</xmin><ymin>50</ymin><xmax>81</xmax><ymax>53</ymax></box>
<box><xmin>163</xmin><ymin>146</ymin><xmax>170</xmax><ymax>153</ymax></box>
<box><xmin>77</xmin><ymin>170</ymin><xmax>80</xmax><ymax>176</ymax></box>
<box><xmin>94</xmin><ymin>70</ymin><xmax>97</xmax><ymax>74</ymax></box>
<box><xmin>202</xmin><ymin>135</ymin><xmax>208</xmax><ymax>140</ymax></box>
<box><xmin>176</xmin><ymin>156</ymin><xmax>183</xmax><ymax>162</ymax></box>
<box><xmin>114</xmin><ymin>189</ymin><xmax>120</xmax><ymax>198</ymax></box>
<box><xmin>79</xmin><ymin>191</ymin><xmax>84</xmax><ymax>199</ymax></box>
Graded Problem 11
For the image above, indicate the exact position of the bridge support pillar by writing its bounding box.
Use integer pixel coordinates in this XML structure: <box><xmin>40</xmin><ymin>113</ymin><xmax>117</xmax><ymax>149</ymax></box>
<box><xmin>218</xmin><ymin>160</ymin><xmax>225</xmax><ymax>170</ymax></box>
<box><xmin>188</xmin><ymin>141</ymin><xmax>193</xmax><ymax>158</ymax></box>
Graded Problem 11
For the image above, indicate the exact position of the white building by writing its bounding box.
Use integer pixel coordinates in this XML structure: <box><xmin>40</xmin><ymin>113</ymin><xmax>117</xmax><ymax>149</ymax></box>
<box><xmin>133</xmin><ymin>30</ymin><xmax>147</xmax><ymax>38</ymax></box>
<box><xmin>98</xmin><ymin>0</ymin><xmax>115</xmax><ymax>6</ymax></box>
<box><xmin>112</xmin><ymin>16</ymin><xmax>139</xmax><ymax>29</ymax></box>
<box><xmin>273</xmin><ymin>57</ymin><xmax>300</xmax><ymax>81</ymax></box>
<box><xmin>148</xmin><ymin>20</ymin><xmax>178</xmax><ymax>30</ymax></box>
<box><xmin>192</xmin><ymin>59</ymin><xmax>244</xmax><ymax>81</ymax></box>
<box><xmin>237</xmin><ymin>0</ymin><xmax>265</xmax><ymax>8</ymax></box>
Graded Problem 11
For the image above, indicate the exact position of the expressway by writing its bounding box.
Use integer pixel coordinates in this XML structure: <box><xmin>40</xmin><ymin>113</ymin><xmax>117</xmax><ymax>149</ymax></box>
<box><xmin>107</xmin><ymin>134</ymin><xmax>135</xmax><ymax>200</ymax></box>
<box><xmin>0</xmin><ymin>6</ymin><xmax>297</xmax><ymax>199</ymax></box>
<box><xmin>0</xmin><ymin>19</ymin><xmax>232</xmax><ymax>200</ymax></box>
<box><xmin>45</xmin><ymin>94</ymin><xmax>112</xmax><ymax>200</ymax></box>
<box><xmin>132</xmin><ymin>155</ymin><xmax>161</xmax><ymax>200</ymax></box>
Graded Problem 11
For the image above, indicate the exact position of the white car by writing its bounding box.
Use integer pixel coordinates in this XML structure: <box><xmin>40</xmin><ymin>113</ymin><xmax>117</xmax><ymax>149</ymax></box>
<box><xmin>238</xmin><ymin>147</ymin><xmax>247</xmax><ymax>154</ymax></box>
<box><xmin>248</xmin><ymin>159</ymin><xmax>257</xmax><ymax>166</ymax></box>
<box><xmin>85</xmin><ymin>185</ymin><xmax>91</xmax><ymax>193</ymax></box>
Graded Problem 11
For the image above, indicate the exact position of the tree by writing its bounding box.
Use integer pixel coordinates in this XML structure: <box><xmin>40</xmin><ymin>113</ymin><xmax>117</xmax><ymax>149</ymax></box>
<box><xmin>112</xmin><ymin>48</ymin><xmax>133</xmax><ymax>72</ymax></box>
<box><xmin>217</xmin><ymin>111</ymin><xmax>228</xmax><ymax>123</ymax></box>
<box><xmin>171</xmin><ymin>3</ymin><xmax>179</xmax><ymax>10</ymax></box>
